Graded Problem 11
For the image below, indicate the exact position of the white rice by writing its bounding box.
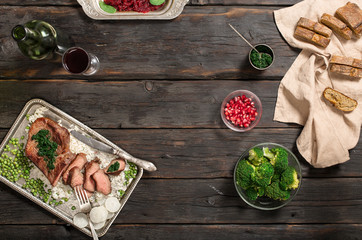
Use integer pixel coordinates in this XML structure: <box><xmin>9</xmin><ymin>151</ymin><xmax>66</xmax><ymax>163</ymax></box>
<box><xmin>28</xmin><ymin>106</ymin><xmax>48</xmax><ymax>123</ymax></box>
<box><xmin>27</xmin><ymin>107</ymin><xmax>136</xmax><ymax>205</ymax></box>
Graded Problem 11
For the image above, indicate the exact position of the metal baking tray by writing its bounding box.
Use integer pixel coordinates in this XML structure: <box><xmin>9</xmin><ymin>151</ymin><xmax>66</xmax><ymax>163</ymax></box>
<box><xmin>77</xmin><ymin>0</ymin><xmax>189</xmax><ymax>20</ymax></box>
<box><xmin>0</xmin><ymin>99</ymin><xmax>143</xmax><ymax>237</ymax></box>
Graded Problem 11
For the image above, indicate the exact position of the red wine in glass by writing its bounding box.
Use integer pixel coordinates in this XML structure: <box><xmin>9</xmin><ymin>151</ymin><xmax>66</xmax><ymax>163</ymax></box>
<box><xmin>62</xmin><ymin>47</ymin><xmax>99</xmax><ymax>75</ymax></box>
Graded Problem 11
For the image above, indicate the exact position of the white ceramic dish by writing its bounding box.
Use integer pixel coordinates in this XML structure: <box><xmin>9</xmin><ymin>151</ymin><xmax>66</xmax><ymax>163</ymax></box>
<box><xmin>77</xmin><ymin>0</ymin><xmax>189</xmax><ymax>20</ymax></box>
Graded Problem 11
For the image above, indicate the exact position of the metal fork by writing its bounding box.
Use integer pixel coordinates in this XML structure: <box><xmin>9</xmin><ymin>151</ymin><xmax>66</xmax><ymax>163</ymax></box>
<box><xmin>74</xmin><ymin>186</ymin><xmax>99</xmax><ymax>240</ymax></box>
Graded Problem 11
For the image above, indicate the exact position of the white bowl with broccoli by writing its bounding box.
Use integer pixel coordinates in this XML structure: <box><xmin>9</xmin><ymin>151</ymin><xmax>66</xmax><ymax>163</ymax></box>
<box><xmin>234</xmin><ymin>142</ymin><xmax>302</xmax><ymax>210</ymax></box>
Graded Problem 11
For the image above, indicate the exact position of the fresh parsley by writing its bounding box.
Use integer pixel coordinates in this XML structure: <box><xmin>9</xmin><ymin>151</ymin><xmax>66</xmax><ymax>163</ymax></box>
<box><xmin>31</xmin><ymin>129</ymin><xmax>58</xmax><ymax>171</ymax></box>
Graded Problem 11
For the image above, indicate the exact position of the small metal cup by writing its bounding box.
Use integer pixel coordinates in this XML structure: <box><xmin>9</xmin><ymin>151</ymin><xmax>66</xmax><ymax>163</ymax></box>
<box><xmin>249</xmin><ymin>44</ymin><xmax>274</xmax><ymax>70</ymax></box>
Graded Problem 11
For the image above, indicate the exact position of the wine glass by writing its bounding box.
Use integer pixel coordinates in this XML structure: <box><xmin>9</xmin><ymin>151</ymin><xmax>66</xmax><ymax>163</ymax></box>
<box><xmin>62</xmin><ymin>47</ymin><xmax>100</xmax><ymax>76</ymax></box>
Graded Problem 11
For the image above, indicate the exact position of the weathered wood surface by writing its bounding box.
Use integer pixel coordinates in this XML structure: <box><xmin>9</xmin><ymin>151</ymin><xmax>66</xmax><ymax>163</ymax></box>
<box><xmin>0</xmin><ymin>224</ymin><xmax>360</xmax><ymax>240</ymax></box>
<box><xmin>3</xmin><ymin>0</ymin><xmax>303</xmax><ymax>6</ymax></box>
<box><xmin>1</xmin><ymin>178</ymin><xmax>362</xmax><ymax>224</ymax></box>
<box><xmin>1</xmin><ymin>128</ymin><xmax>361</xmax><ymax>178</ymax></box>
<box><xmin>0</xmin><ymin>80</ymin><xmax>289</xmax><ymax>129</ymax></box>
<box><xmin>0</xmin><ymin>6</ymin><xmax>300</xmax><ymax>80</ymax></box>
<box><xmin>0</xmin><ymin>0</ymin><xmax>361</xmax><ymax>239</ymax></box>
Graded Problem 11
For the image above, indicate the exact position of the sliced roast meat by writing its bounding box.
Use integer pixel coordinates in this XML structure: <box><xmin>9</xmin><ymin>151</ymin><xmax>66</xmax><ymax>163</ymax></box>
<box><xmin>104</xmin><ymin>158</ymin><xmax>126</xmax><ymax>176</ymax></box>
<box><xmin>92</xmin><ymin>169</ymin><xmax>112</xmax><ymax>195</ymax></box>
<box><xmin>85</xmin><ymin>189</ymin><xmax>93</xmax><ymax>198</ymax></box>
<box><xmin>68</xmin><ymin>167</ymin><xmax>84</xmax><ymax>188</ymax></box>
<box><xmin>62</xmin><ymin>153</ymin><xmax>87</xmax><ymax>184</ymax></box>
<box><xmin>83</xmin><ymin>159</ymin><xmax>100</xmax><ymax>193</ymax></box>
<box><xmin>25</xmin><ymin>117</ymin><xmax>75</xmax><ymax>186</ymax></box>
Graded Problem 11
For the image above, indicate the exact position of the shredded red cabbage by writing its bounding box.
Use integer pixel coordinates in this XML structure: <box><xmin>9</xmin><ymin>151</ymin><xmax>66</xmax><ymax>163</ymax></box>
<box><xmin>104</xmin><ymin>0</ymin><xmax>164</xmax><ymax>13</ymax></box>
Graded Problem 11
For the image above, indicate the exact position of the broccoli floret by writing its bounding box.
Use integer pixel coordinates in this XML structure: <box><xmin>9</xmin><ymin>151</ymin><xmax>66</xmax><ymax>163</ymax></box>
<box><xmin>235</xmin><ymin>159</ymin><xmax>256</xmax><ymax>190</ymax></box>
<box><xmin>265</xmin><ymin>181</ymin><xmax>291</xmax><ymax>201</ymax></box>
<box><xmin>248</xmin><ymin>147</ymin><xmax>264</xmax><ymax>166</ymax></box>
<box><xmin>263</xmin><ymin>147</ymin><xmax>275</xmax><ymax>160</ymax></box>
<box><xmin>280</xmin><ymin>166</ymin><xmax>300</xmax><ymax>190</ymax></box>
<box><xmin>256</xmin><ymin>187</ymin><xmax>265</xmax><ymax>197</ymax></box>
<box><xmin>270</xmin><ymin>148</ymin><xmax>289</xmax><ymax>173</ymax></box>
<box><xmin>271</xmin><ymin>172</ymin><xmax>281</xmax><ymax>183</ymax></box>
<box><xmin>245</xmin><ymin>187</ymin><xmax>258</xmax><ymax>201</ymax></box>
<box><xmin>245</xmin><ymin>186</ymin><xmax>265</xmax><ymax>201</ymax></box>
<box><xmin>254</xmin><ymin>161</ymin><xmax>274</xmax><ymax>187</ymax></box>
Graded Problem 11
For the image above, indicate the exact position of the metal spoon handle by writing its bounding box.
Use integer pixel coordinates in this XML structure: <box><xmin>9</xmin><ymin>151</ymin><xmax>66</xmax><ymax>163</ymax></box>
<box><xmin>228</xmin><ymin>23</ymin><xmax>260</xmax><ymax>54</ymax></box>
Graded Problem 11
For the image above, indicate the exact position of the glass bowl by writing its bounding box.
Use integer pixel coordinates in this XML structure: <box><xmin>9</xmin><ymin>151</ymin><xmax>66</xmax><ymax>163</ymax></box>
<box><xmin>220</xmin><ymin>90</ymin><xmax>262</xmax><ymax>132</ymax></box>
<box><xmin>233</xmin><ymin>143</ymin><xmax>302</xmax><ymax>210</ymax></box>
<box><xmin>249</xmin><ymin>44</ymin><xmax>274</xmax><ymax>70</ymax></box>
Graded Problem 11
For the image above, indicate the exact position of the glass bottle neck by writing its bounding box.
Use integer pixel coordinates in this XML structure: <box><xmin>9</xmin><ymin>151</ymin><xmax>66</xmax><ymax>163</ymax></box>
<box><xmin>12</xmin><ymin>25</ymin><xmax>39</xmax><ymax>41</ymax></box>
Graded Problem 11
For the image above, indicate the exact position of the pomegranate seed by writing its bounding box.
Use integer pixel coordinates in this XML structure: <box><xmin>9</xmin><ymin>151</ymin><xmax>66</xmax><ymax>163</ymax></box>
<box><xmin>223</xmin><ymin>94</ymin><xmax>259</xmax><ymax>129</ymax></box>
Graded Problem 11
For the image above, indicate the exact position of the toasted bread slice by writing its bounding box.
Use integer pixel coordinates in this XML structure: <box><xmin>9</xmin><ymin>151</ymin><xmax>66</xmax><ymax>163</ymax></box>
<box><xmin>297</xmin><ymin>17</ymin><xmax>332</xmax><ymax>37</ymax></box>
<box><xmin>330</xmin><ymin>55</ymin><xmax>362</xmax><ymax>69</ymax></box>
<box><xmin>294</xmin><ymin>26</ymin><xmax>330</xmax><ymax>48</ymax></box>
<box><xmin>330</xmin><ymin>64</ymin><xmax>362</xmax><ymax>78</ymax></box>
<box><xmin>320</xmin><ymin>13</ymin><xmax>353</xmax><ymax>40</ymax></box>
<box><xmin>335</xmin><ymin>2</ymin><xmax>362</xmax><ymax>37</ymax></box>
<box><xmin>323</xmin><ymin>87</ymin><xmax>358</xmax><ymax>112</ymax></box>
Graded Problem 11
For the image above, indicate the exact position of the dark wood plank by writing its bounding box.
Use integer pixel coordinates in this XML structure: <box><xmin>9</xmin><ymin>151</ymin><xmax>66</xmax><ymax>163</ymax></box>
<box><xmin>1</xmin><ymin>127</ymin><xmax>362</xmax><ymax>179</ymax></box>
<box><xmin>0</xmin><ymin>0</ymin><xmax>302</xmax><ymax>6</ymax></box>
<box><xmin>0</xmin><ymin>6</ymin><xmax>300</xmax><ymax>80</ymax></box>
<box><xmin>0</xmin><ymin>0</ymin><xmax>76</xmax><ymax>5</ymax></box>
<box><xmin>0</xmin><ymin>80</ymin><xmax>289</xmax><ymax>129</ymax></box>
<box><xmin>189</xmin><ymin>0</ymin><xmax>302</xmax><ymax>5</ymax></box>
<box><xmin>0</xmin><ymin>224</ymin><xmax>360</xmax><ymax>240</ymax></box>
<box><xmin>0</xmin><ymin>178</ymin><xmax>362</xmax><ymax>224</ymax></box>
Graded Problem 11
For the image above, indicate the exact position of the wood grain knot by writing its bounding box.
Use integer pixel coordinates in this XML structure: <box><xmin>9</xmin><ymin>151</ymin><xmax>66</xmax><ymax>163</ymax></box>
<box><xmin>145</xmin><ymin>81</ymin><xmax>154</xmax><ymax>91</ymax></box>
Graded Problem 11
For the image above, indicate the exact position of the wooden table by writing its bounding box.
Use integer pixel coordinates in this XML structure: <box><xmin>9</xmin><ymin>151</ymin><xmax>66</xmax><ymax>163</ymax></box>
<box><xmin>0</xmin><ymin>0</ymin><xmax>361</xmax><ymax>239</ymax></box>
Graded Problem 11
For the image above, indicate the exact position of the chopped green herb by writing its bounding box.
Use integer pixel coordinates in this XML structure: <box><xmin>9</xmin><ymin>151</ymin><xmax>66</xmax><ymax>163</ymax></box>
<box><xmin>31</xmin><ymin>129</ymin><xmax>58</xmax><ymax>171</ymax></box>
<box><xmin>107</xmin><ymin>161</ymin><xmax>120</xmax><ymax>173</ymax></box>
<box><xmin>250</xmin><ymin>50</ymin><xmax>273</xmax><ymax>69</ymax></box>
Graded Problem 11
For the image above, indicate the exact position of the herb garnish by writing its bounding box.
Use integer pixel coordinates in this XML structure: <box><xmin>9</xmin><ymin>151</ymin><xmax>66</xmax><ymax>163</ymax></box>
<box><xmin>250</xmin><ymin>50</ymin><xmax>273</xmax><ymax>69</ymax></box>
<box><xmin>31</xmin><ymin>129</ymin><xmax>58</xmax><ymax>171</ymax></box>
<box><xmin>107</xmin><ymin>161</ymin><xmax>120</xmax><ymax>173</ymax></box>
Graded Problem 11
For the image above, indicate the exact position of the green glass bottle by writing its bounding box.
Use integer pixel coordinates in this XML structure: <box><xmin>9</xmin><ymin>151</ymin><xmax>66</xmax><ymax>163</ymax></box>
<box><xmin>12</xmin><ymin>20</ymin><xmax>72</xmax><ymax>60</ymax></box>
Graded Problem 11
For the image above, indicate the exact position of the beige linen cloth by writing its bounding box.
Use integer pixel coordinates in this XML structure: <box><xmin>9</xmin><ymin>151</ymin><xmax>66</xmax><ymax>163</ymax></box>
<box><xmin>274</xmin><ymin>0</ymin><xmax>362</xmax><ymax>168</ymax></box>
